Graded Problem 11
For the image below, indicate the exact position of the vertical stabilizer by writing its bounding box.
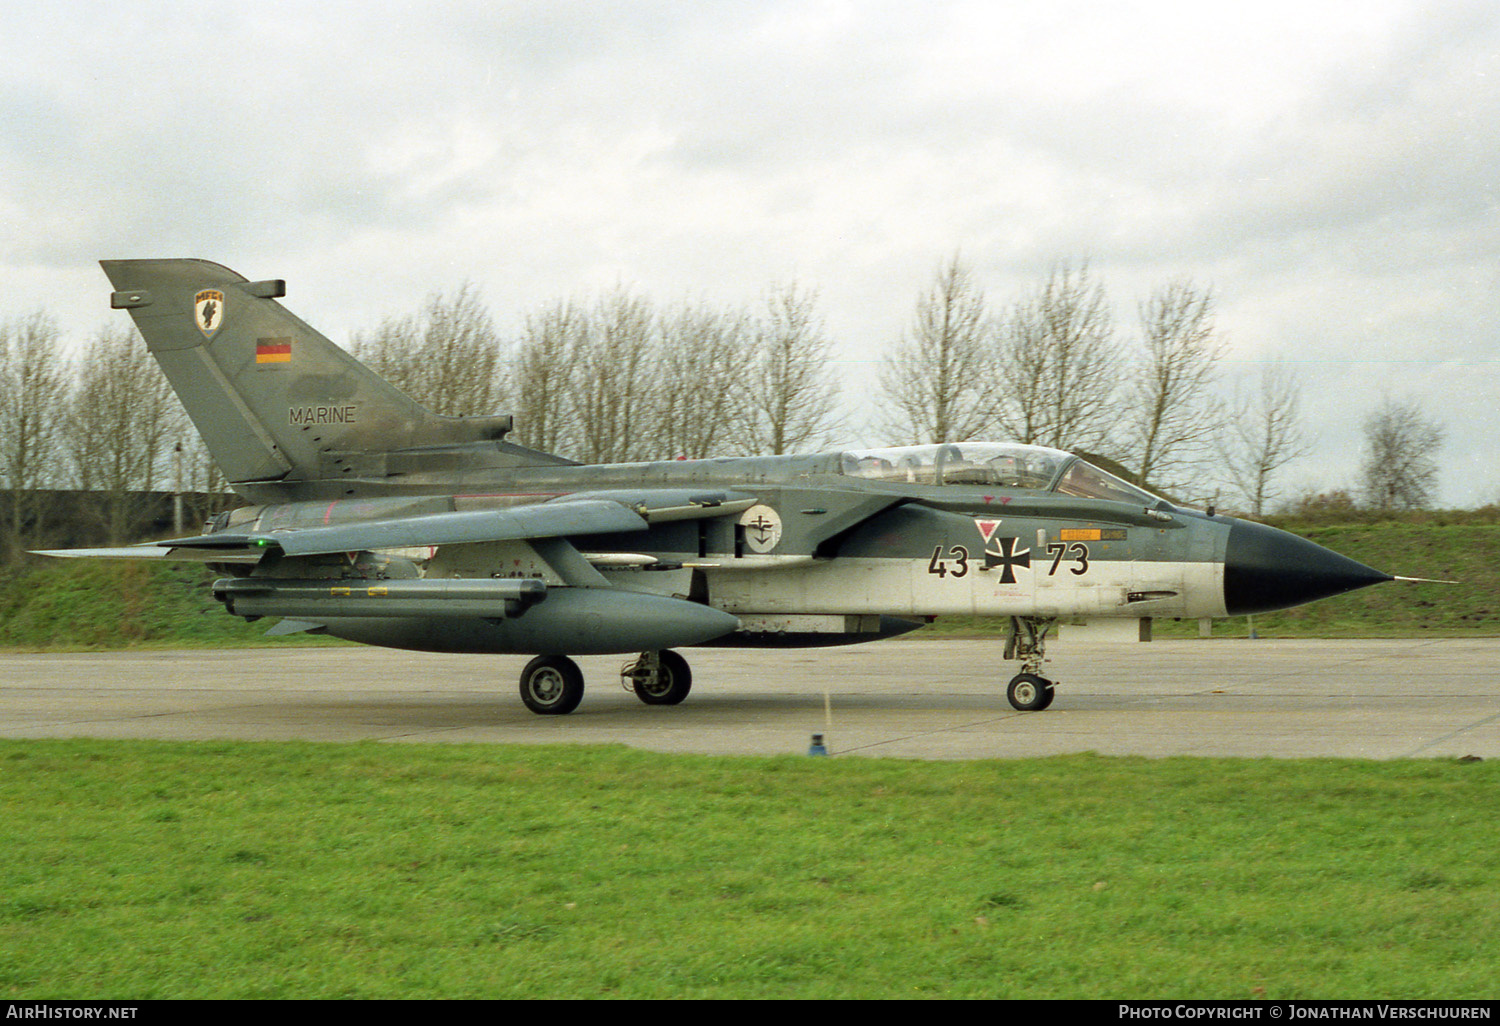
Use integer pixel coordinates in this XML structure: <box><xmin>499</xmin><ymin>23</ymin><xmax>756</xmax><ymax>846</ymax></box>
<box><xmin>100</xmin><ymin>259</ymin><xmax>517</xmax><ymax>491</ymax></box>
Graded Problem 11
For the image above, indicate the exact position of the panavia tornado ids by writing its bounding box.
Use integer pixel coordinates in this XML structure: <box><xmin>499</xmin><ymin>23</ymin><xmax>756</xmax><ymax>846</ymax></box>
<box><xmin>42</xmin><ymin>259</ymin><xmax>1394</xmax><ymax>715</ymax></box>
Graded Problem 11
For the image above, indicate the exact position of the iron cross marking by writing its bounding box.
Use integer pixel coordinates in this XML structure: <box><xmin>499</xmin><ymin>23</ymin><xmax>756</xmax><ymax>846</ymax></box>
<box><xmin>984</xmin><ymin>536</ymin><xmax>1032</xmax><ymax>584</ymax></box>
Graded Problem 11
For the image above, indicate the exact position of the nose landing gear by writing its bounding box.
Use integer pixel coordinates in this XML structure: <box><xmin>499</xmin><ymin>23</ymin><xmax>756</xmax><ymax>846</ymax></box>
<box><xmin>622</xmin><ymin>649</ymin><xmax>693</xmax><ymax>706</ymax></box>
<box><xmin>1005</xmin><ymin>616</ymin><xmax>1057</xmax><ymax>711</ymax></box>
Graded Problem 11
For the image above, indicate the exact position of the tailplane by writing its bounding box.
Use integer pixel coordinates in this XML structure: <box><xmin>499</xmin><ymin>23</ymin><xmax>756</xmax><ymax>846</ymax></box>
<box><xmin>102</xmin><ymin>259</ymin><xmax>559</xmax><ymax>499</ymax></box>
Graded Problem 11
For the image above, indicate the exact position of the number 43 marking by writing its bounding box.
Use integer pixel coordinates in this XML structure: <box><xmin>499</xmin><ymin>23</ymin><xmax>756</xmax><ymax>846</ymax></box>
<box><xmin>927</xmin><ymin>545</ymin><xmax>970</xmax><ymax>578</ymax></box>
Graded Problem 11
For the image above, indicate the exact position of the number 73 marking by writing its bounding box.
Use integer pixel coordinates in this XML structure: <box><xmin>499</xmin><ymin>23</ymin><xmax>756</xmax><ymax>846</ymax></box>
<box><xmin>1046</xmin><ymin>541</ymin><xmax>1090</xmax><ymax>576</ymax></box>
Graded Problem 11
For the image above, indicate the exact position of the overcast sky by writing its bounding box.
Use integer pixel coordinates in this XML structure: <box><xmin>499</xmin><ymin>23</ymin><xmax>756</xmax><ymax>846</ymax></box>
<box><xmin>3</xmin><ymin>0</ymin><xmax>1496</xmax><ymax>505</ymax></box>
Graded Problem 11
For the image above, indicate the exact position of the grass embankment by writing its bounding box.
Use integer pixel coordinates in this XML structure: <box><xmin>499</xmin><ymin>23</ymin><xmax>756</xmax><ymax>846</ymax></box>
<box><xmin>1198</xmin><ymin>512</ymin><xmax>1500</xmax><ymax>637</ymax></box>
<box><xmin>2</xmin><ymin>512</ymin><xmax>1497</xmax><ymax>648</ymax></box>
<box><xmin>2</xmin><ymin>740</ymin><xmax>1496</xmax><ymax>999</ymax></box>
<box><xmin>0</xmin><ymin>559</ymin><xmax>340</xmax><ymax>650</ymax></box>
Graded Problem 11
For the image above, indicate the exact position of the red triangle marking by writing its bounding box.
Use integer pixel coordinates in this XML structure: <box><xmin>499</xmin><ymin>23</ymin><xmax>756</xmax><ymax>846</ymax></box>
<box><xmin>974</xmin><ymin>518</ymin><xmax>1002</xmax><ymax>543</ymax></box>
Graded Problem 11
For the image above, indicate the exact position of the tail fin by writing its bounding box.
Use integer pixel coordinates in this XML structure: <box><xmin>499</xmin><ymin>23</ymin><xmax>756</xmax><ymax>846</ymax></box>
<box><xmin>102</xmin><ymin>259</ymin><xmax>542</xmax><ymax>496</ymax></box>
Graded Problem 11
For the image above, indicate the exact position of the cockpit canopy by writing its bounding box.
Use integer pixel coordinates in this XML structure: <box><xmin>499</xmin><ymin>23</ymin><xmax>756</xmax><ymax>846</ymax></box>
<box><xmin>839</xmin><ymin>442</ymin><xmax>1163</xmax><ymax>505</ymax></box>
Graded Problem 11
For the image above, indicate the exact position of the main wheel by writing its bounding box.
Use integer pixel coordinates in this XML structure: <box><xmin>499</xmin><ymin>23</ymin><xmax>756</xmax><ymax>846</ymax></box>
<box><xmin>1006</xmin><ymin>672</ymin><xmax>1055</xmax><ymax>711</ymax></box>
<box><xmin>519</xmin><ymin>655</ymin><xmax>585</xmax><ymax>715</ymax></box>
<box><xmin>633</xmin><ymin>650</ymin><xmax>692</xmax><ymax>706</ymax></box>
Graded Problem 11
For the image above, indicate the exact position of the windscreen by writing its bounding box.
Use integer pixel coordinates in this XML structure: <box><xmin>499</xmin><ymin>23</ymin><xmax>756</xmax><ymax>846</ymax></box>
<box><xmin>1052</xmin><ymin>459</ymin><xmax>1161</xmax><ymax>504</ymax></box>
<box><xmin>841</xmin><ymin>443</ymin><xmax>1163</xmax><ymax>504</ymax></box>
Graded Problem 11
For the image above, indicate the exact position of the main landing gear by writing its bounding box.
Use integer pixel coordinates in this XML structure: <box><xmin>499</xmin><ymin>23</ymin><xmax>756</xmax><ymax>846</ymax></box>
<box><xmin>517</xmin><ymin>650</ymin><xmax>693</xmax><ymax>715</ymax></box>
<box><xmin>519</xmin><ymin>655</ymin><xmax>585</xmax><ymax>715</ymax></box>
<box><xmin>1004</xmin><ymin>616</ymin><xmax>1057</xmax><ymax>711</ymax></box>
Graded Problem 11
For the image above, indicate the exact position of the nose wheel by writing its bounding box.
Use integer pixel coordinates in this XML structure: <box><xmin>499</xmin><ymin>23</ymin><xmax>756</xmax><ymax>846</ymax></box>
<box><xmin>1007</xmin><ymin>672</ymin><xmax>1056</xmax><ymax>711</ymax></box>
<box><xmin>622</xmin><ymin>650</ymin><xmax>693</xmax><ymax>706</ymax></box>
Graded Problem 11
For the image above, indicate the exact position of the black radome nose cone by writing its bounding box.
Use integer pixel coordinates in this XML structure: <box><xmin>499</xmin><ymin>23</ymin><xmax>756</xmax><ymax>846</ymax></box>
<box><xmin>1224</xmin><ymin>520</ymin><xmax>1393</xmax><ymax>616</ymax></box>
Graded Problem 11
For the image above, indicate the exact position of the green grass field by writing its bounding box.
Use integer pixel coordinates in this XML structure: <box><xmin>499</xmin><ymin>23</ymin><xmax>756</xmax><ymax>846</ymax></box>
<box><xmin>2</xmin><ymin>741</ymin><xmax>1497</xmax><ymax>999</ymax></box>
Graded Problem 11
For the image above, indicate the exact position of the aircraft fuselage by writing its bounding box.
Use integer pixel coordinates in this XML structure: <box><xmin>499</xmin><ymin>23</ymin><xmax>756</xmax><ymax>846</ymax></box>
<box><xmin>210</xmin><ymin>445</ymin><xmax>1382</xmax><ymax>648</ymax></box>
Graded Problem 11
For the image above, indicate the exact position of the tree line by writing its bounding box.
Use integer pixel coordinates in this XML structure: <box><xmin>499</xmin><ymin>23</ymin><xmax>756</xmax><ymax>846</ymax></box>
<box><xmin>0</xmin><ymin>256</ymin><xmax>1447</xmax><ymax>557</ymax></box>
<box><xmin>350</xmin><ymin>280</ymin><xmax>842</xmax><ymax>464</ymax></box>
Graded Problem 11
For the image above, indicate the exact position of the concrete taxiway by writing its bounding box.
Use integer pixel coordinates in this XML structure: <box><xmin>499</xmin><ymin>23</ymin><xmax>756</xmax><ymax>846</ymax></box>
<box><xmin>0</xmin><ymin>637</ymin><xmax>1496</xmax><ymax>760</ymax></box>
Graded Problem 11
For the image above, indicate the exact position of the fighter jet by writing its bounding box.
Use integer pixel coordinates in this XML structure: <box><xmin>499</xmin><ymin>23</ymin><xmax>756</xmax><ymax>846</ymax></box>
<box><xmin>41</xmin><ymin>259</ymin><xmax>1393</xmax><ymax>715</ymax></box>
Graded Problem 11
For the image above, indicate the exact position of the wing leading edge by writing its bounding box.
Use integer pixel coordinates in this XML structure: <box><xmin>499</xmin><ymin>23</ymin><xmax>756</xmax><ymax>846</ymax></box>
<box><xmin>35</xmin><ymin>498</ymin><xmax>650</xmax><ymax>562</ymax></box>
<box><xmin>35</xmin><ymin>489</ymin><xmax>762</xmax><ymax>563</ymax></box>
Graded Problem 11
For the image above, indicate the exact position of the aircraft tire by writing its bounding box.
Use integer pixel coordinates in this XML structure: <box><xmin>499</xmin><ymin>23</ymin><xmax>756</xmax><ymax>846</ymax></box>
<box><xmin>1006</xmin><ymin>673</ymin><xmax>1054</xmax><ymax>712</ymax></box>
<box><xmin>519</xmin><ymin>655</ymin><xmax>585</xmax><ymax>715</ymax></box>
<box><xmin>633</xmin><ymin>649</ymin><xmax>692</xmax><ymax>706</ymax></box>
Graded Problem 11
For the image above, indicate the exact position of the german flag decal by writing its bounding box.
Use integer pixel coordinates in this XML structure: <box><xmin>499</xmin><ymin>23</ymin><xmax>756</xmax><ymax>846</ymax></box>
<box><xmin>256</xmin><ymin>338</ymin><xmax>292</xmax><ymax>365</ymax></box>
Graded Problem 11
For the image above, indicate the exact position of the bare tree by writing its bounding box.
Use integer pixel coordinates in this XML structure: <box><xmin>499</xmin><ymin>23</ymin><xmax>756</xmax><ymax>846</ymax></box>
<box><xmin>878</xmin><ymin>254</ymin><xmax>992</xmax><ymax>444</ymax></box>
<box><xmin>1119</xmin><ymin>279</ymin><xmax>1227</xmax><ymax>492</ymax></box>
<box><xmin>740</xmin><ymin>282</ymin><xmax>841</xmax><ymax>455</ymax></box>
<box><xmin>569</xmin><ymin>287</ymin><xmax>658</xmax><ymax>463</ymax></box>
<box><xmin>0</xmin><ymin>311</ymin><xmax>68</xmax><ymax>557</ymax></box>
<box><xmin>510</xmin><ymin>297</ymin><xmax>586</xmax><ymax>457</ymax></box>
<box><xmin>655</xmin><ymin>302</ymin><xmax>754</xmax><ymax>459</ymax></box>
<box><xmin>1219</xmin><ymin>360</ymin><xmax>1311</xmax><ymax>516</ymax></box>
<box><xmin>1360</xmin><ymin>396</ymin><xmax>1444</xmax><ymax>510</ymax></box>
<box><xmin>63</xmin><ymin>324</ymin><xmax>183</xmax><ymax>542</ymax></box>
<box><xmin>351</xmin><ymin>282</ymin><xmax>505</xmax><ymax>416</ymax></box>
<box><xmin>993</xmin><ymin>262</ymin><xmax>1120</xmax><ymax>453</ymax></box>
